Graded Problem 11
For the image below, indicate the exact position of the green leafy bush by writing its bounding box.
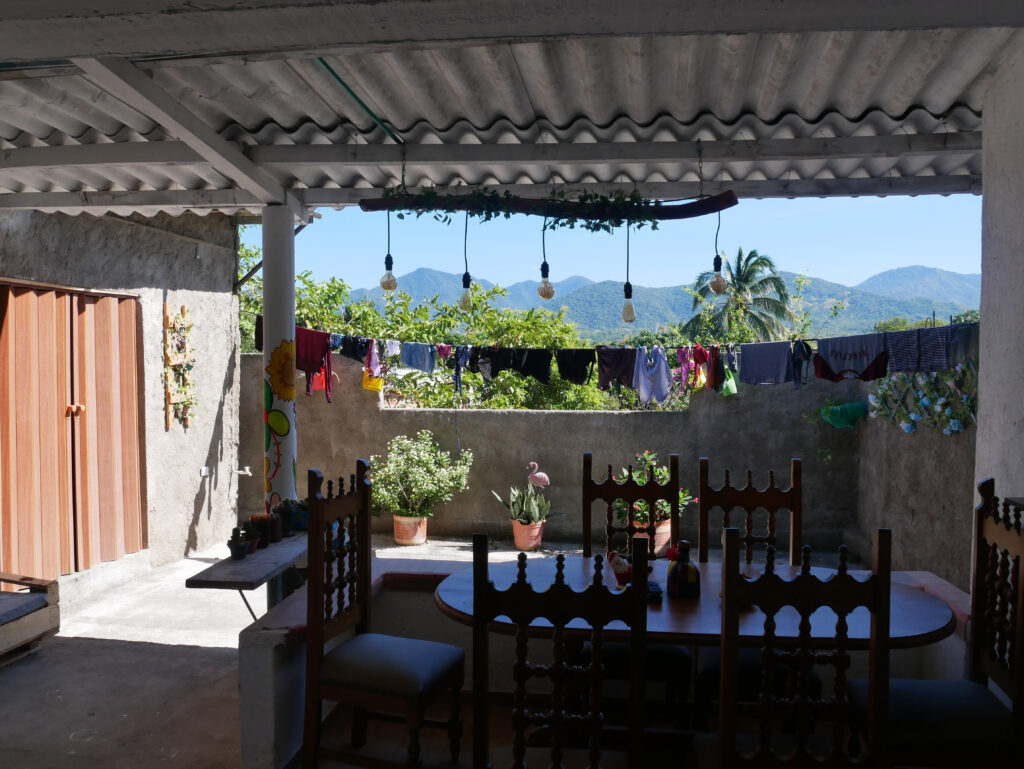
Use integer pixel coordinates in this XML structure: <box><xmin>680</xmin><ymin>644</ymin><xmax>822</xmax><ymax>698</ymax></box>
<box><xmin>611</xmin><ymin>450</ymin><xmax>694</xmax><ymax>524</ymax></box>
<box><xmin>369</xmin><ymin>430</ymin><xmax>473</xmax><ymax>518</ymax></box>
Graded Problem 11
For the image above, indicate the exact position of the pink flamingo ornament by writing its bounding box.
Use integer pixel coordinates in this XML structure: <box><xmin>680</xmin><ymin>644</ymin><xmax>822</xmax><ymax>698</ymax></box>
<box><xmin>527</xmin><ymin>461</ymin><xmax>550</xmax><ymax>488</ymax></box>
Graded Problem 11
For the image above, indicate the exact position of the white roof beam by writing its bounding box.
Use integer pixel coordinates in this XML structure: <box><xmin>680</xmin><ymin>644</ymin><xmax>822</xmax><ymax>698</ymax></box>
<box><xmin>71</xmin><ymin>56</ymin><xmax>304</xmax><ymax>219</ymax></box>
<box><xmin>251</xmin><ymin>133</ymin><xmax>982</xmax><ymax>167</ymax></box>
<box><xmin>0</xmin><ymin>188</ymin><xmax>262</xmax><ymax>210</ymax></box>
<box><xmin>0</xmin><ymin>141</ymin><xmax>201</xmax><ymax>170</ymax></box>
<box><xmin>4</xmin><ymin>2</ymin><xmax>1024</xmax><ymax>62</ymax></box>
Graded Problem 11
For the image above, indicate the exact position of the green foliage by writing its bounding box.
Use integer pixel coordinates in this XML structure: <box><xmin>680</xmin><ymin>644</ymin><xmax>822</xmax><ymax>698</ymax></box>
<box><xmin>951</xmin><ymin>309</ymin><xmax>980</xmax><ymax>325</ymax></box>
<box><xmin>492</xmin><ymin>485</ymin><xmax>554</xmax><ymax>524</ymax></box>
<box><xmin>682</xmin><ymin>248</ymin><xmax>793</xmax><ymax>341</ymax></box>
<box><xmin>610</xmin><ymin>450</ymin><xmax>693</xmax><ymax>525</ymax></box>
<box><xmin>872</xmin><ymin>316</ymin><xmax>936</xmax><ymax>333</ymax></box>
<box><xmin>369</xmin><ymin>430</ymin><xmax>473</xmax><ymax>518</ymax></box>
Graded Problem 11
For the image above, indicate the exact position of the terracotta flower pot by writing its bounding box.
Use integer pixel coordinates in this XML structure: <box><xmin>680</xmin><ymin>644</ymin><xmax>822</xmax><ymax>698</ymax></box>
<box><xmin>393</xmin><ymin>515</ymin><xmax>428</xmax><ymax>546</ymax></box>
<box><xmin>511</xmin><ymin>519</ymin><xmax>545</xmax><ymax>551</ymax></box>
<box><xmin>653</xmin><ymin>519</ymin><xmax>672</xmax><ymax>556</ymax></box>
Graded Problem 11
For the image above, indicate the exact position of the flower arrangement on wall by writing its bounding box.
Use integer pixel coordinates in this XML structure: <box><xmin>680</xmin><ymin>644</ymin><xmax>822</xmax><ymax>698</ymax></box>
<box><xmin>163</xmin><ymin>303</ymin><xmax>196</xmax><ymax>428</ymax></box>
<box><xmin>868</xmin><ymin>358</ymin><xmax>977</xmax><ymax>436</ymax></box>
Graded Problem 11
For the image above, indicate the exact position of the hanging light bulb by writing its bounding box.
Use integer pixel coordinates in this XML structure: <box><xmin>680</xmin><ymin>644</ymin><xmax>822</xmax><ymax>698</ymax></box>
<box><xmin>537</xmin><ymin>220</ymin><xmax>555</xmax><ymax>299</ymax></box>
<box><xmin>458</xmin><ymin>212</ymin><xmax>472</xmax><ymax>309</ymax></box>
<box><xmin>622</xmin><ymin>281</ymin><xmax>636</xmax><ymax>323</ymax></box>
<box><xmin>379</xmin><ymin>211</ymin><xmax>397</xmax><ymax>291</ymax></box>
<box><xmin>709</xmin><ymin>253</ymin><xmax>727</xmax><ymax>294</ymax></box>
<box><xmin>621</xmin><ymin>223</ymin><xmax>636</xmax><ymax>322</ymax></box>
<box><xmin>380</xmin><ymin>253</ymin><xmax>397</xmax><ymax>292</ymax></box>
<box><xmin>459</xmin><ymin>271</ymin><xmax>472</xmax><ymax>310</ymax></box>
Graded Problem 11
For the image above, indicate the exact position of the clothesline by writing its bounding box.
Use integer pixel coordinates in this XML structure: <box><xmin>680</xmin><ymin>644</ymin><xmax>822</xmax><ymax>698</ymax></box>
<box><xmin>254</xmin><ymin>314</ymin><xmax>979</xmax><ymax>407</ymax></box>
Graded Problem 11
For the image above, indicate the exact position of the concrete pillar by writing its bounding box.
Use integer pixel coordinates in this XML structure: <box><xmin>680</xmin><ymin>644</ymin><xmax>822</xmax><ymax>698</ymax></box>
<box><xmin>977</xmin><ymin>46</ymin><xmax>1024</xmax><ymax>493</ymax></box>
<box><xmin>262</xmin><ymin>204</ymin><xmax>297</xmax><ymax>511</ymax></box>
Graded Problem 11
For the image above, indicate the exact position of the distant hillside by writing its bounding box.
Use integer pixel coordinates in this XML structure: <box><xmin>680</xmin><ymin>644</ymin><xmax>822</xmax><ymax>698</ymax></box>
<box><xmin>347</xmin><ymin>266</ymin><xmax>977</xmax><ymax>342</ymax></box>
<box><xmin>855</xmin><ymin>266</ymin><xmax>980</xmax><ymax>308</ymax></box>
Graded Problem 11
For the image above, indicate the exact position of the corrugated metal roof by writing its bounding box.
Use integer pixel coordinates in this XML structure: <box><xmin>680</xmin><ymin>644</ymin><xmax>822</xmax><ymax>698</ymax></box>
<box><xmin>0</xmin><ymin>29</ymin><xmax>1019</xmax><ymax>216</ymax></box>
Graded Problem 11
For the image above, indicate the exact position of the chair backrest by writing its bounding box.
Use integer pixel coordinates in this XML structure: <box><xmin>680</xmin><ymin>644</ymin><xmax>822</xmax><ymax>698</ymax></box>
<box><xmin>970</xmin><ymin>480</ymin><xmax>1024</xmax><ymax>728</ymax></box>
<box><xmin>472</xmin><ymin>534</ymin><xmax>648</xmax><ymax>769</ymax></box>
<box><xmin>305</xmin><ymin>461</ymin><xmax>372</xmax><ymax>659</ymax></box>
<box><xmin>718</xmin><ymin>527</ymin><xmax>891</xmax><ymax>767</ymax></box>
<box><xmin>698</xmin><ymin>457</ymin><xmax>802</xmax><ymax>565</ymax></box>
<box><xmin>582</xmin><ymin>452</ymin><xmax>680</xmax><ymax>557</ymax></box>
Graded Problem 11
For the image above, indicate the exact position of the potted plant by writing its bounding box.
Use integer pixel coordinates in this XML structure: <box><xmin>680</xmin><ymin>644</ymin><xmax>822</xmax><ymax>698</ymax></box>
<box><xmin>612</xmin><ymin>451</ymin><xmax>695</xmax><ymax>555</ymax></box>
<box><xmin>492</xmin><ymin>477</ymin><xmax>558</xmax><ymax>551</ymax></box>
<box><xmin>370</xmin><ymin>430</ymin><xmax>473</xmax><ymax>545</ymax></box>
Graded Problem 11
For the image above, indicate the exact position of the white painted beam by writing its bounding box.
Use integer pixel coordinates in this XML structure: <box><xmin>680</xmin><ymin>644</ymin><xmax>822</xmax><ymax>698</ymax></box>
<box><xmin>0</xmin><ymin>141</ymin><xmax>201</xmax><ymax>170</ymax></box>
<box><xmin>3</xmin><ymin>2</ymin><xmax>1023</xmax><ymax>63</ymax></box>
<box><xmin>250</xmin><ymin>133</ymin><xmax>983</xmax><ymax>167</ymax></box>
<box><xmin>71</xmin><ymin>56</ymin><xmax>303</xmax><ymax>218</ymax></box>
<box><xmin>0</xmin><ymin>188</ymin><xmax>261</xmax><ymax>210</ymax></box>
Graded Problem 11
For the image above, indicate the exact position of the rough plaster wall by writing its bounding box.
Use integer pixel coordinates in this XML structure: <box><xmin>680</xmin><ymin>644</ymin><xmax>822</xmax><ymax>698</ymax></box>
<box><xmin>978</xmin><ymin>47</ymin><xmax>1024</xmax><ymax>496</ymax></box>
<box><xmin>0</xmin><ymin>211</ymin><xmax>240</xmax><ymax>568</ymax></box>
<box><xmin>855</xmin><ymin>418</ymin><xmax>976</xmax><ymax>591</ymax></box>
<box><xmin>240</xmin><ymin>354</ymin><xmax>867</xmax><ymax>557</ymax></box>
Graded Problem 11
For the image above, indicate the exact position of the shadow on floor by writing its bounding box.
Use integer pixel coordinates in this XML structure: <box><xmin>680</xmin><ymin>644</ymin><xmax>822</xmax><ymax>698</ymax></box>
<box><xmin>0</xmin><ymin>637</ymin><xmax>240</xmax><ymax>769</ymax></box>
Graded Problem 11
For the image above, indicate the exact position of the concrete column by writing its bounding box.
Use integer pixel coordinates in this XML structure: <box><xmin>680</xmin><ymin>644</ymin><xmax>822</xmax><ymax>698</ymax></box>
<box><xmin>262</xmin><ymin>204</ymin><xmax>297</xmax><ymax>511</ymax></box>
<box><xmin>977</xmin><ymin>46</ymin><xmax>1024</xmax><ymax>493</ymax></box>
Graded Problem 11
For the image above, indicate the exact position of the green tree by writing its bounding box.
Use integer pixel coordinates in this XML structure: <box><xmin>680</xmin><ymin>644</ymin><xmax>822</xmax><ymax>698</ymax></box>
<box><xmin>681</xmin><ymin>248</ymin><xmax>793</xmax><ymax>341</ymax></box>
<box><xmin>872</xmin><ymin>316</ymin><xmax>936</xmax><ymax>333</ymax></box>
<box><xmin>951</xmin><ymin>309</ymin><xmax>980</xmax><ymax>325</ymax></box>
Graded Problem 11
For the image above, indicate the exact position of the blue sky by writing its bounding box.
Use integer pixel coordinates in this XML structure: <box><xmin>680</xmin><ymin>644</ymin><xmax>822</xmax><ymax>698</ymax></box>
<box><xmin>240</xmin><ymin>194</ymin><xmax>981</xmax><ymax>290</ymax></box>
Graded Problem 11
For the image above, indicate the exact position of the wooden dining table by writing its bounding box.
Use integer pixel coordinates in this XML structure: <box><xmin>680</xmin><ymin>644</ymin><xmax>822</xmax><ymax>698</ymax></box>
<box><xmin>435</xmin><ymin>555</ymin><xmax>957</xmax><ymax>649</ymax></box>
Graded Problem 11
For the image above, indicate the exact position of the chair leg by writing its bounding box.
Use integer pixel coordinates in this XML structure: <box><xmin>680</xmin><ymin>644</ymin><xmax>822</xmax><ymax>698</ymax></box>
<box><xmin>448</xmin><ymin>685</ymin><xmax>462</xmax><ymax>762</ymax></box>
<box><xmin>302</xmin><ymin>695</ymin><xmax>322</xmax><ymax>769</ymax></box>
<box><xmin>406</xmin><ymin>705</ymin><xmax>424</xmax><ymax>765</ymax></box>
<box><xmin>351</xmin><ymin>706</ymin><xmax>368</xmax><ymax>749</ymax></box>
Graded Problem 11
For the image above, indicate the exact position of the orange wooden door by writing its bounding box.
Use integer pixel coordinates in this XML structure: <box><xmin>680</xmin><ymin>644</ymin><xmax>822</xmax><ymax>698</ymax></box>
<box><xmin>0</xmin><ymin>283</ymin><xmax>144</xmax><ymax>580</ymax></box>
<box><xmin>72</xmin><ymin>293</ymin><xmax>145</xmax><ymax>571</ymax></box>
<box><xmin>0</xmin><ymin>285</ymin><xmax>74</xmax><ymax>580</ymax></box>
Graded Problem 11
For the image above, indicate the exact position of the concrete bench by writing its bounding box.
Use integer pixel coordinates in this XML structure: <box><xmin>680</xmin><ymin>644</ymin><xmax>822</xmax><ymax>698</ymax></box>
<box><xmin>0</xmin><ymin>571</ymin><xmax>59</xmax><ymax>664</ymax></box>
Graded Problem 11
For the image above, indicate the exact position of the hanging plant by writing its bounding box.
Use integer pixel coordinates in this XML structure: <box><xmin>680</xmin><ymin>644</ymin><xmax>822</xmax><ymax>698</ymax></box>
<box><xmin>364</xmin><ymin>185</ymin><xmax>737</xmax><ymax>233</ymax></box>
<box><xmin>163</xmin><ymin>303</ymin><xmax>197</xmax><ymax>428</ymax></box>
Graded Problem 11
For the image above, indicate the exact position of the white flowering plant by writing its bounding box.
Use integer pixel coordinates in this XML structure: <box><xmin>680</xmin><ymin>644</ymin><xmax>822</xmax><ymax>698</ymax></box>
<box><xmin>369</xmin><ymin>430</ymin><xmax>473</xmax><ymax>518</ymax></box>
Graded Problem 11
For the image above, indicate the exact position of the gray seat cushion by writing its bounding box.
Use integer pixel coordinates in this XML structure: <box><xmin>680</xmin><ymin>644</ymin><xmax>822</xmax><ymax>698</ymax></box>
<box><xmin>848</xmin><ymin>678</ymin><xmax>1016</xmax><ymax>766</ymax></box>
<box><xmin>319</xmin><ymin>632</ymin><xmax>464</xmax><ymax>698</ymax></box>
<box><xmin>0</xmin><ymin>591</ymin><xmax>48</xmax><ymax>626</ymax></box>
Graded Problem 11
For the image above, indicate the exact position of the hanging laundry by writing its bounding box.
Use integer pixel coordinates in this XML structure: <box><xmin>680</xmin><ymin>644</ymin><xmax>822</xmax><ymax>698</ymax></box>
<box><xmin>436</xmin><ymin>343</ymin><xmax>453</xmax><ymax>360</ymax></box>
<box><xmin>739</xmin><ymin>341</ymin><xmax>794</xmax><ymax>384</ymax></box>
<box><xmin>340</xmin><ymin>335</ymin><xmax>371</xmax><ymax>364</ymax></box>
<box><xmin>400</xmin><ymin>341</ymin><xmax>437</xmax><ymax>374</ymax></box>
<box><xmin>676</xmin><ymin>347</ymin><xmax>692</xmax><ymax>390</ymax></box>
<box><xmin>917</xmin><ymin>327</ymin><xmax>951</xmax><ymax>372</ymax></box>
<box><xmin>792</xmin><ymin>340</ymin><xmax>813</xmax><ymax>388</ymax></box>
<box><xmin>385</xmin><ymin>339</ymin><xmax>401</xmax><ymax>357</ymax></box>
<box><xmin>453</xmin><ymin>345</ymin><xmax>472</xmax><ymax>396</ymax></box>
<box><xmin>947</xmin><ymin>323</ymin><xmax>979</xmax><ymax>368</ymax></box>
<box><xmin>814</xmin><ymin>333</ymin><xmax>888</xmax><ymax>382</ymax></box>
<box><xmin>470</xmin><ymin>347</ymin><xmax>499</xmax><ymax>381</ymax></box>
<box><xmin>708</xmin><ymin>345</ymin><xmax>724</xmax><ymax>391</ymax></box>
<box><xmin>254</xmin><ymin>314</ymin><xmax>263</xmax><ymax>352</ymax></box>
<box><xmin>556</xmin><ymin>348</ymin><xmax>596</xmax><ymax>385</ymax></box>
<box><xmin>820</xmin><ymin>401</ymin><xmax>869</xmax><ymax>429</ymax></box>
<box><xmin>365</xmin><ymin>339</ymin><xmax>382</xmax><ymax>377</ymax></box>
<box><xmin>295</xmin><ymin>326</ymin><xmax>333</xmax><ymax>402</ymax></box>
<box><xmin>596</xmin><ymin>347</ymin><xmax>637</xmax><ymax>391</ymax></box>
<box><xmin>507</xmin><ymin>349</ymin><xmax>552</xmax><ymax>385</ymax></box>
<box><xmin>329</xmin><ymin>332</ymin><xmax>345</xmax><ymax>351</ymax></box>
<box><xmin>884</xmin><ymin>329</ymin><xmax>919</xmax><ymax>373</ymax></box>
<box><xmin>690</xmin><ymin>344</ymin><xmax>709</xmax><ymax>390</ymax></box>
<box><xmin>633</xmin><ymin>346</ymin><xmax>673</xmax><ymax>405</ymax></box>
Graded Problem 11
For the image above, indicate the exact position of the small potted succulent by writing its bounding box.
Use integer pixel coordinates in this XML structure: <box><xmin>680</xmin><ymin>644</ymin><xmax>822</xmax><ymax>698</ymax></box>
<box><xmin>612</xmin><ymin>451</ymin><xmax>695</xmax><ymax>555</ymax></box>
<box><xmin>493</xmin><ymin>461</ymin><xmax>558</xmax><ymax>551</ymax></box>
<box><xmin>227</xmin><ymin>527</ymin><xmax>250</xmax><ymax>560</ymax></box>
<box><xmin>370</xmin><ymin>430</ymin><xmax>474</xmax><ymax>545</ymax></box>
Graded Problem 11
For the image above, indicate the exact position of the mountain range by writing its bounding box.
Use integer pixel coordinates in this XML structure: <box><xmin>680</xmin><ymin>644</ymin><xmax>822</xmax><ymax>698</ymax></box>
<box><xmin>349</xmin><ymin>266</ymin><xmax>979</xmax><ymax>342</ymax></box>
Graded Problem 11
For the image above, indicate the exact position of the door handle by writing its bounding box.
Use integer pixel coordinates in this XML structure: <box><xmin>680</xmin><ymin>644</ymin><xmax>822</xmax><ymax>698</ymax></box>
<box><xmin>65</xmin><ymin>404</ymin><xmax>86</xmax><ymax>417</ymax></box>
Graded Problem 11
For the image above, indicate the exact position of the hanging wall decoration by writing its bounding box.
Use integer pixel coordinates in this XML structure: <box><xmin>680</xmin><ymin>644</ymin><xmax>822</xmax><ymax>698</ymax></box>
<box><xmin>379</xmin><ymin>210</ymin><xmax>398</xmax><ymax>291</ymax></box>
<box><xmin>163</xmin><ymin>302</ymin><xmax>196</xmax><ymax>429</ymax></box>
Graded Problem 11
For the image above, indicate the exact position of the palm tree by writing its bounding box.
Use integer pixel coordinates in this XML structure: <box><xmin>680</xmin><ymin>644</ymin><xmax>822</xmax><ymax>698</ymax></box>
<box><xmin>682</xmin><ymin>248</ymin><xmax>793</xmax><ymax>340</ymax></box>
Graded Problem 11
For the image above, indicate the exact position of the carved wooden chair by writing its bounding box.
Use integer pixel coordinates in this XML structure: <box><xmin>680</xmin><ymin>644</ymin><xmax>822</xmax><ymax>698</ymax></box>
<box><xmin>303</xmin><ymin>461</ymin><xmax>464</xmax><ymax>769</ymax></box>
<box><xmin>848</xmin><ymin>478</ymin><xmax>1023</xmax><ymax>768</ymax></box>
<box><xmin>582</xmin><ymin>452</ymin><xmax>680</xmax><ymax>558</ymax></box>
<box><xmin>694</xmin><ymin>527</ymin><xmax>892</xmax><ymax>767</ymax></box>
<box><xmin>697</xmin><ymin>457</ymin><xmax>803</xmax><ymax>565</ymax></box>
<box><xmin>472</xmin><ymin>534</ymin><xmax>648</xmax><ymax>769</ymax></box>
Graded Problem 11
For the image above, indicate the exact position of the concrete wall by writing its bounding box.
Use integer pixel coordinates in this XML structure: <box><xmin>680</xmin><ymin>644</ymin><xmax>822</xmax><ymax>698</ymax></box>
<box><xmin>854</xmin><ymin>417</ymin><xmax>976</xmax><ymax>591</ymax></box>
<box><xmin>977</xmin><ymin>47</ymin><xmax>1024</xmax><ymax>497</ymax></box>
<box><xmin>0</xmin><ymin>211</ymin><xmax>240</xmax><ymax>570</ymax></box>
<box><xmin>240</xmin><ymin>353</ymin><xmax>868</xmax><ymax>556</ymax></box>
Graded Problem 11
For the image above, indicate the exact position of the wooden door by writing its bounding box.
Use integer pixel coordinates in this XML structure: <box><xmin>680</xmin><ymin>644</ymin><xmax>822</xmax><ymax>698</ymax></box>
<box><xmin>0</xmin><ymin>285</ymin><xmax>74</xmax><ymax>580</ymax></box>
<box><xmin>0</xmin><ymin>282</ymin><xmax>145</xmax><ymax>580</ymax></box>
